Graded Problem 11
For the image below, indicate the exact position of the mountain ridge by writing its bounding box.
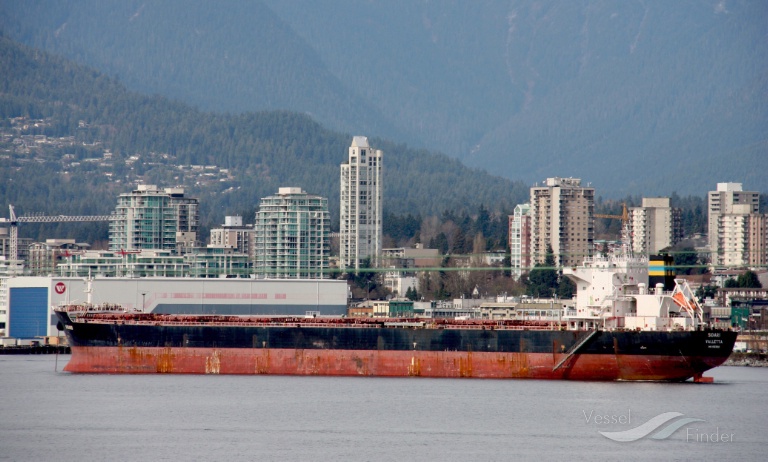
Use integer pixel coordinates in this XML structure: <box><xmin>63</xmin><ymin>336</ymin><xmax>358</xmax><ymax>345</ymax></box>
<box><xmin>0</xmin><ymin>34</ymin><xmax>528</xmax><ymax>243</ymax></box>
<box><xmin>2</xmin><ymin>1</ymin><xmax>765</xmax><ymax>196</ymax></box>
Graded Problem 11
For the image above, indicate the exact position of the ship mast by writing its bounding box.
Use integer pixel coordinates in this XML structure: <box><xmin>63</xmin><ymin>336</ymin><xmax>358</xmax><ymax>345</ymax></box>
<box><xmin>618</xmin><ymin>203</ymin><xmax>632</xmax><ymax>258</ymax></box>
<box><xmin>84</xmin><ymin>271</ymin><xmax>93</xmax><ymax>305</ymax></box>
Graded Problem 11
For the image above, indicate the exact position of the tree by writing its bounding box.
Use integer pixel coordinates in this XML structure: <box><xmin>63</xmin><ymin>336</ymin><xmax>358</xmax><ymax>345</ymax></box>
<box><xmin>437</xmin><ymin>255</ymin><xmax>452</xmax><ymax>299</ymax></box>
<box><xmin>527</xmin><ymin>246</ymin><xmax>558</xmax><ymax>297</ymax></box>
<box><xmin>430</xmin><ymin>232</ymin><xmax>449</xmax><ymax>255</ymax></box>
<box><xmin>673</xmin><ymin>247</ymin><xmax>703</xmax><ymax>275</ymax></box>
<box><xmin>405</xmin><ymin>286</ymin><xmax>419</xmax><ymax>301</ymax></box>
<box><xmin>736</xmin><ymin>271</ymin><xmax>762</xmax><ymax>288</ymax></box>
<box><xmin>557</xmin><ymin>277</ymin><xmax>575</xmax><ymax>299</ymax></box>
<box><xmin>695</xmin><ymin>284</ymin><xmax>717</xmax><ymax>301</ymax></box>
<box><xmin>452</xmin><ymin>227</ymin><xmax>468</xmax><ymax>255</ymax></box>
<box><xmin>347</xmin><ymin>258</ymin><xmax>380</xmax><ymax>298</ymax></box>
<box><xmin>501</xmin><ymin>255</ymin><xmax>512</xmax><ymax>278</ymax></box>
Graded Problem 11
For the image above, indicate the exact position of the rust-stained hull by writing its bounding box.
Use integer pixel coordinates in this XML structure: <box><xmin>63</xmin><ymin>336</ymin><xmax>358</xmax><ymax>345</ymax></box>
<box><xmin>56</xmin><ymin>312</ymin><xmax>736</xmax><ymax>381</ymax></box>
<box><xmin>64</xmin><ymin>347</ymin><xmax>731</xmax><ymax>381</ymax></box>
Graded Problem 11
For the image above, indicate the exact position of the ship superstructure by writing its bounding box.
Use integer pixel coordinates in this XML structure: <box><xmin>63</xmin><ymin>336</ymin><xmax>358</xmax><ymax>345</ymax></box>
<box><xmin>563</xmin><ymin>255</ymin><xmax>701</xmax><ymax>332</ymax></box>
<box><xmin>563</xmin><ymin>223</ymin><xmax>703</xmax><ymax>333</ymax></box>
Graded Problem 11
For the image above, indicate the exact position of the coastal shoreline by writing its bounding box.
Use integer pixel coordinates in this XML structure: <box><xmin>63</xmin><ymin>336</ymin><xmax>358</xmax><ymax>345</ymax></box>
<box><xmin>724</xmin><ymin>352</ymin><xmax>768</xmax><ymax>367</ymax></box>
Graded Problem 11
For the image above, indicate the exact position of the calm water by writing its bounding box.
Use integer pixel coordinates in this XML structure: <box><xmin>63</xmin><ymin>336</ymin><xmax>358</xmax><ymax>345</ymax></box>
<box><xmin>1</xmin><ymin>356</ymin><xmax>766</xmax><ymax>461</ymax></box>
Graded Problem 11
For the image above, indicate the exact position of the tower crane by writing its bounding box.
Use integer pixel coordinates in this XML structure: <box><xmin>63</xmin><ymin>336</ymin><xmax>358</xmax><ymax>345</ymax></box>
<box><xmin>0</xmin><ymin>205</ymin><xmax>112</xmax><ymax>272</ymax></box>
<box><xmin>594</xmin><ymin>203</ymin><xmax>629</xmax><ymax>222</ymax></box>
<box><xmin>594</xmin><ymin>203</ymin><xmax>633</xmax><ymax>257</ymax></box>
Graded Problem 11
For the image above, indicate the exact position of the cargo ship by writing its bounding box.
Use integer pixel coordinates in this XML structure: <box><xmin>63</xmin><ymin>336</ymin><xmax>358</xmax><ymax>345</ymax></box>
<box><xmin>54</xmin><ymin>249</ymin><xmax>737</xmax><ymax>381</ymax></box>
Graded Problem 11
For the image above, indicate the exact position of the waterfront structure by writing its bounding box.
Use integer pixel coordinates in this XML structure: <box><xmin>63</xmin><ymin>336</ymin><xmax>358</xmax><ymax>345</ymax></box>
<box><xmin>208</xmin><ymin>216</ymin><xmax>255</xmax><ymax>260</ymax></box>
<box><xmin>254</xmin><ymin>187</ymin><xmax>330</xmax><ymax>279</ymax></box>
<box><xmin>509</xmin><ymin>204</ymin><xmax>531</xmax><ymax>280</ymax></box>
<box><xmin>629</xmin><ymin>198</ymin><xmax>683</xmax><ymax>255</ymax></box>
<box><xmin>340</xmin><ymin>136</ymin><xmax>383</xmax><ymax>272</ymax></box>
<box><xmin>530</xmin><ymin>178</ymin><xmax>594</xmax><ymax>267</ymax></box>
<box><xmin>109</xmin><ymin>185</ymin><xmax>200</xmax><ymax>253</ymax></box>
<box><xmin>707</xmin><ymin>183</ymin><xmax>762</xmax><ymax>268</ymax></box>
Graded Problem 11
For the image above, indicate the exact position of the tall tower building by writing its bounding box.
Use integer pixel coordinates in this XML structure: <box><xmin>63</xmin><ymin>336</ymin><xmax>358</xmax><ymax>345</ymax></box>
<box><xmin>509</xmin><ymin>203</ymin><xmax>531</xmax><ymax>280</ymax></box>
<box><xmin>629</xmin><ymin>198</ymin><xmax>682</xmax><ymax>255</ymax></box>
<box><xmin>340</xmin><ymin>136</ymin><xmax>383</xmax><ymax>272</ymax></box>
<box><xmin>708</xmin><ymin>183</ymin><xmax>760</xmax><ymax>267</ymax></box>
<box><xmin>530</xmin><ymin>178</ymin><xmax>594</xmax><ymax>267</ymax></box>
<box><xmin>254</xmin><ymin>187</ymin><xmax>330</xmax><ymax>279</ymax></box>
<box><xmin>109</xmin><ymin>185</ymin><xmax>199</xmax><ymax>252</ymax></box>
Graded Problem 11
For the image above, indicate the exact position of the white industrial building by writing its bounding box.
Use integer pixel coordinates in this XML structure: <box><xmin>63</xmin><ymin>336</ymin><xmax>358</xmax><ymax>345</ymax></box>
<box><xmin>2</xmin><ymin>276</ymin><xmax>348</xmax><ymax>339</ymax></box>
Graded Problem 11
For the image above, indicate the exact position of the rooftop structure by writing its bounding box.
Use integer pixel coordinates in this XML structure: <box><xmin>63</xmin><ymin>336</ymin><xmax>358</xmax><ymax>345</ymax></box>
<box><xmin>208</xmin><ymin>215</ymin><xmax>255</xmax><ymax>260</ymax></box>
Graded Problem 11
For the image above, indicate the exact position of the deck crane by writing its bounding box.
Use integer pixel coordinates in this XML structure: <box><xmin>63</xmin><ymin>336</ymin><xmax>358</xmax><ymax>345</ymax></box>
<box><xmin>0</xmin><ymin>205</ymin><xmax>111</xmax><ymax>273</ymax></box>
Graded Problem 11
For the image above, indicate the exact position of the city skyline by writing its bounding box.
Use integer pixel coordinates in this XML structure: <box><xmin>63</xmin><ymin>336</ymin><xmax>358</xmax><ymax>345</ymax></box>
<box><xmin>1</xmin><ymin>179</ymin><xmax>766</xmax><ymax>277</ymax></box>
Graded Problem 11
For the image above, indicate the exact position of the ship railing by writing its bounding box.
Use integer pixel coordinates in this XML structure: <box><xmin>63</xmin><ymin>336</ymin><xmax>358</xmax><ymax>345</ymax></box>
<box><xmin>58</xmin><ymin>303</ymin><xmax>127</xmax><ymax>314</ymax></box>
<box><xmin>73</xmin><ymin>316</ymin><xmax>568</xmax><ymax>331</ymax></box>
<box><xmin>78</xmin><ymin>319</ymin><xmax>392</xmax><ymax>329</ymax></box>
<box><xmin>495</xmin><ymin>324</ymin><xmax>566</xmax><ymax>331</ymax></box>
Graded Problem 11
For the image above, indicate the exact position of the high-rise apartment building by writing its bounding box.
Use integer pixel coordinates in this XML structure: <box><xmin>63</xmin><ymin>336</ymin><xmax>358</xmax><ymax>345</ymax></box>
<box><xmin>629</xmin><ymin>198</ymin><xmax>682</xmax><ymax>255</ymax></box>
<box><xmin>745</xmin><ymin>214</ymin><xmax>768</xmax><ymax>269</ymax></box>
<box><xmin>340</xmin><ymin>136</ymin><xmax>383</xmax><ymax>272</ymax></box>
<box><xmin>509</xmin><ymin>203</ymin><xmax>531</xmax><ymax>280</ymax></box>
<box><xmin>708</xmin><ymin>183</ymin><xmax>761</xmax><ymax>267</ymax></box>
<box><xmin>530</xmin><ymin>178</ymin><xmax>594</xmax><ymax>267</ymax></box>
<box><xmin>714</xmin><ymin>205</ymin><xmax>767</xmax><ymax>268</ymax></box>
<box><xmin>109</xmin><ymin>185</ymin><xmax>199</xmax><ymax>252</ymax></box>
<box><xmin>254</xmin><ymin>187</ymin><xmax>330</xmax><ymax>279</ymax></box>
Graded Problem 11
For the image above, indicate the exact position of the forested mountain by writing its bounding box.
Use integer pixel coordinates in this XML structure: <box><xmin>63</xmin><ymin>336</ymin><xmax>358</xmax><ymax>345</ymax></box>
<box><xmin>1</xmin><ymin>0</ymin><xmax>764</xmax><ymax>196</ymax></box>
<box><xmin>0</xmin><ymin>35</ymin><xmax>528</xmax><ymax>243</ymax></box>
